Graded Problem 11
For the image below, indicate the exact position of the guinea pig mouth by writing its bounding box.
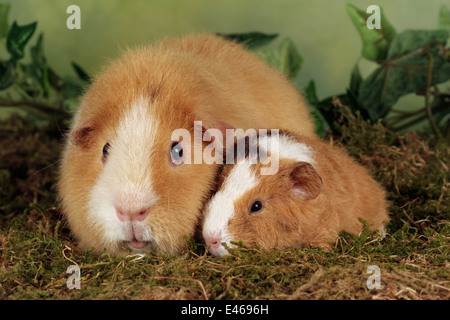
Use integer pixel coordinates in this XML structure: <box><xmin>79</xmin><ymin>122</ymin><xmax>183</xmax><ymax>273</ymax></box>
<box><xmin>125</xmin><ymin>239</ymin><xmax>152</xmax><ymax>250</ymax></box>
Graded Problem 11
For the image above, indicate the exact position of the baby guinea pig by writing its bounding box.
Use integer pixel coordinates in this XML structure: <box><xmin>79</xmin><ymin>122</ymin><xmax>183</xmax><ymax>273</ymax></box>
<box><xmin>202</xmin><ymin>131</ymin><xmax>389</xmax><ymax>256</ymax></box>
<box><xmin>58</xmin><ymin>34</ymin><xmax>316</xmax><ymax>256</ymax></box>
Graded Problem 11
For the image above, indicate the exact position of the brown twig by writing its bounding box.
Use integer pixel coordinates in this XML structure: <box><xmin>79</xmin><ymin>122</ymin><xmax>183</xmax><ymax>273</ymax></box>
<box><xmin>0</xmin><ymin>100</ymin><xmax>70</xmax><ymax>118</ymax></box>
<box><xmin>424</xmin><ymin>52</ymin><xmax>441</xmax><ymax>137</ymax></box>
<box><xmin>152</xmin><ymin>276</ymin><xmax>209</xmax><ymax>300</ymax></box>
<box><xmin>388</xmin><ymin>101</ymin><xmax>449</xmax><ymax>132</ymax></box>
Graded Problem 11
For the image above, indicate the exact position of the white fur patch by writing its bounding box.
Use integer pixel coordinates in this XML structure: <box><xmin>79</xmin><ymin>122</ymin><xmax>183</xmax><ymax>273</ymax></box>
<box><xmin>258</xmin><ymin>133</ymin><xmax>314</xmax><ymax>164</ymax></box>
<box><xmin>202</xmin><ymin>162</ymin><xmax>258</xmax><ymax>256</ymax></box>
<box><xmin>88</xmin><ymin>96</ymin><xmax>159</xmax><ymax>246</ymax></box>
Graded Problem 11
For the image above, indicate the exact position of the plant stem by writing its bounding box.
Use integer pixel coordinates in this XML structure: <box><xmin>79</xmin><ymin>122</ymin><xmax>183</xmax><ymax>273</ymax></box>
<box><xmin>0</xmin><ymin>100</ymin><xmax>70</xmax><ymax>118</ymax></box>
<box><xmin>390</xmin><ymin>107</ymin><xmax>426</xmax><ymax>116</ymax></box>
<box><xmin>424</xmin><ymin>52</ymin><xmax>441</xmax><ymax>137</ymax></box>
<box><xmin>390</xmin><ymin>111</ymin><xmax>427</xmax><ymax>132</ymax></box>
<box><xmin>390</xmin><ymin>102</ymin><xmax>449</xmax><ymax>132</ymax></box>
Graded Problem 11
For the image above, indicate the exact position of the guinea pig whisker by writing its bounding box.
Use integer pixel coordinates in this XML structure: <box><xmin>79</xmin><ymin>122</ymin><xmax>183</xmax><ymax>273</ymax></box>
<box><xmin>30</xmin><ymin>158</ymin><xmax>63</xmax><ymax>177</ymax></box>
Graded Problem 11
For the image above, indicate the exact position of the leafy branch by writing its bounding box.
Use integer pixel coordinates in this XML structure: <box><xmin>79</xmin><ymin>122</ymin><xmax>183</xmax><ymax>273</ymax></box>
<box><xmin>0</xmin><ymin>99</ymin><xmax>70</xmax><ymax>117</ymax></box>
<box><xmin>220</xmin><ymin>32</ymin><xmax>303</xmax><ymax>80</ymax></box>
<box><xmin>226</xmin><ymin>5</ymin><xmax>450</xmax><ymax>139</ymax></box>
<box><xmin>0</xmin><ymin>3</ymin><xmax>88</xmax><ymax>125</ymax></box>
<box><xmin>307</xmin><ymin>4</ymin><xmax>450</xmax><ymax>138</ymax></box>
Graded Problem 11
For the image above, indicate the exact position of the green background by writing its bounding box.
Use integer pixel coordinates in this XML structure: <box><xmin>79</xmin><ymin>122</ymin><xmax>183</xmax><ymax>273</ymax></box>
<box><xmin>4</xmin><ymin>0</ymin><xmax>449</xmax><ymax>112</ymax></box>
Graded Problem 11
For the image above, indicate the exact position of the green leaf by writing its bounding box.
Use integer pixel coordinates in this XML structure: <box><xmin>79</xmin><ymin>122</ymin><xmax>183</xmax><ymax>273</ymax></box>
<box><xmin>6</xmin><ymin>21</ymin><xmax>37</xmax><ymax>61</ymax></box>
<box><xmin>438</xmin><ymin>5</ymin><xmax>450</xmax><ymax>30</ymax></box>
<box><xmin>346</xmin><ymin>4</ymin><xmax>397</xmax><ymax>62</ymax></box>
<box><xmin>218</xmin><ymin>32</ymin><xmax>278</xmax><ymax>49</ymax></box>
<box><xmin>302</xmin><ymin>80</ymin><xmax>330</xmax><ymax>136</ymax></box>
<box><xmin>304</xmin><ymin>80</ymin><xmax>318</xmax><ymax>106</ymax></box>
<box><xmin>28</xmin><ymin>34</ymin><xmax>64</xmax><ymax>92</ymax></box>
<box><xmin>60</xmin><ymin>75</ymin><xmax>85</xmax><ymax>100</ymax></box>
<box><xmin>47</xmin><ymin>67</ymin><xmax>62</xmax><ymax>90</ymax></box>
<box><xmin>432</xmin><ymin>96</ymin><xmax>450</xmax><ymax>135</ymax></box>
<box><xmin>349</xmin><ymin>63</ymin><xmax>363</xmax><ymax>97</ymax></box>
<box><xmin>387</xmin><ymin>30</ymin><xmax>448</xmax><ymax>60</ymax></box>
<box><xmin>30</xmin><ymin>33</ymin><xmax>46</xmax><ymax>66</ymax></box>
<box><xmin>278</xmin><ymin>38</ymin><xmax>303</xmax><ymax>79</ymax></box>
<box><xmin>359</xmin><ymin>30</ymin><xmax>450</xmax><ymax>120</ymax></box>
<box><xmin>256</xmin><ymin>38</ymin><xmax>303</xmax><ymax>79</ymax></box>
<box><xmin>0</xmin><ymin>59</ymin><xmax>16</xmax><ymax>90</ymax></box>
<box><xmin>0</xmin><ymin>3</ymin><xmax>10</xmax><ymax>40</ymax></box>
<box><xmin>29</xmin><ymin>33</ymin><xmax>51</xmax><ymax>97</ymax></box>
<box><xmin>310</xmin><ymin>109</ymin><xmax>327</xmax><ymax>137</ymax></box>
<box><xmin>71</xmin><ymin>61</ymin><xmax>91</xmax><ymax>83</ymax></box>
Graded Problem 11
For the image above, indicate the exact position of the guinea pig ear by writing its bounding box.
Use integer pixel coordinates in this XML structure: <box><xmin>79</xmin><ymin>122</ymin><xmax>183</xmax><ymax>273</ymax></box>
<box><xmin>69</xmin><ymin>120</ymin><xmax>96</xmax><ymax>149</ymax></box>
<box><xmin>289</xmin><ymin>162</ymin><xmax>323</xmax><ymax>200</ymax></box>
<box><xmin>195</xmin><ymin>119</ymin><xmax>234</xmax><ymax>148</ymax></box>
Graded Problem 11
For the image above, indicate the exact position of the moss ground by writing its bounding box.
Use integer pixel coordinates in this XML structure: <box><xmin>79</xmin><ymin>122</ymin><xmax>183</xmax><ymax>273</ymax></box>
<box><xmin>0</xmin><ymin>104</ymin><xmax>448</xmax><ymax>300</ymax></box>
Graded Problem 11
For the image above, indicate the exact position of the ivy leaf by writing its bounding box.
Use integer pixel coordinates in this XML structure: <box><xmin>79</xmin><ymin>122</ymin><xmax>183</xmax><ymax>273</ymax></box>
<box><xmin>218</xmin><ymin>32</ymin><xmax>278</xmax><ymax>49</ymax></box>
<box><xmin>438</xmin><ymin>5</ymin><xmax>450</xmax><ymax>30</ymax></box>
<box><xmin>256</xmin><ymin>38</ymin><xmax>303</xmax><ymax>79</ymax></box>
<box><xmin>220</xmin><ymin>33</ymin><xmax>302</xmax><ymax>79</ymax></box>
<box><xmin>0</xmin><ymin>59</ymin><xmax>16</xmax><ymax>89</ymax></box>
<box><xmin>304</xmin><ymin>80</ymin><xmax>319</xmax><ymax>106</ymax></box>
<box><xmin>303</xmin><ymin>80</ymin><xmax>327</xmax><ymax>135</ymax></box>
<box><xmin>0</xmin><ymin>3</ymin><xmax>10</xmax><ymax>40</ymax></box>
<box><xmin>359</xmin><ymin>30</ymin><xmax>450</xmax><ymax>120</ymax></box>
<box><xmin>6</xmin><ymin>21</ymin><xmax>37</xmax><ymax>61</ymax></box>
<box><xmin>346</xmin><ymin>4</ymin><xmax>397</xmax><ymax>62</ymax></box>
<box><xmin>29</xmin><ymin>33</ymin><xmax>51</xmax><ymax>97</ymax></box>
<box><xmin>30</xmin><ymin>33</ymin><xmax>46</xmax><ymax>66</ymax></box>
<box><xmin>349</xmin><ymin>63</ymin><xmax>363</xmax><ymax>97</ymax></box>
<box><xmin>278</xmin><ymin>38</ymin><xmax>303</xmax><ymax>79</ymax></box>
<box><xmin>310</xmin><ymin>108</ymin><xmax>327</xmax><ymax>136</ymax></box>
<box><xmin>432</xmin><ymin>96</ymin><xmax>450</xmax><ymax>136</ymax></box>
<box><xmin>71</xmin><ymin>61</ymin><xmax>91</xmax><ymax>83</ymax></box>
<box><xmin>386</xmin><ymin>30</ymin><xmax>448</xmax><ymax>60</ymax></box>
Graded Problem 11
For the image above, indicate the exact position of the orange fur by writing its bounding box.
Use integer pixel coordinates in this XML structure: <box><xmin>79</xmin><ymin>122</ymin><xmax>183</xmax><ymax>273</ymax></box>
<box><xmin>58</xmin><ymin>34</ymin><xmax>315</xmax><ymax>256</ymax></box>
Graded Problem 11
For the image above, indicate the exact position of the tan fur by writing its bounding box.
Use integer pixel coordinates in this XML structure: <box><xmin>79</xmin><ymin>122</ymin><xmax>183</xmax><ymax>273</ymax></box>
<box><xmin>58</xmin><ymin>34</ymin><xmax>315</xmax><ymax>256</ymax></box>
<box><xmin>219</xmin><ymin>135</ymin><xmax>389</xmax><ymax>250</ymax></box>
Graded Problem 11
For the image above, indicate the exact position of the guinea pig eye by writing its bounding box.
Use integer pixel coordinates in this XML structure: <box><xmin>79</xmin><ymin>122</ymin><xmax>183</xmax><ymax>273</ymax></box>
<box><xmin>249</xmin><ymin>200</ymin><xmax>264</xmax><ymax>214</ymax></box>
<box><xmin>170</xmin><ymin>142</ymin><xmax>183</xmax><ymax>164</ymax></box>
<box><xmin>102</xmin><ymin>143</ymin><xmax>110</xmax><ymax>160</ymax></box>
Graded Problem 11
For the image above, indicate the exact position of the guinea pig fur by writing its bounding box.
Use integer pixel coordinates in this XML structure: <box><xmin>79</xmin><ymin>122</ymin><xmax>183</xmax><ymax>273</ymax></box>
<box><xmin>58</xmin><ymin>33</ymin><xmax>316</xmax><ymax>256</ymax></box>
<box><xmin>202</xmin><ymin>132</ymin><xmax>389</xmax><ymax>257</ymax></box>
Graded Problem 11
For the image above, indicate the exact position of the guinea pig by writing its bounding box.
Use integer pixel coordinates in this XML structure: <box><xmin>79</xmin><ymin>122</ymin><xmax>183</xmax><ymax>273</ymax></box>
<box><xmin>58</xmin><ymin>33</ymin><xmax>316</xmax><ymax>256</ymax></box>
<box><xmin>202</xmin><ymin>131</ymin><xmax>389</xmax><ymax>256</ymax></box>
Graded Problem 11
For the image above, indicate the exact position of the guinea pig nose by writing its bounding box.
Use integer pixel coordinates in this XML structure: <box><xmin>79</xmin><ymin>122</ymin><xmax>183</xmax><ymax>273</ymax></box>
<box><xmin>205</xmin><ymin>236</ymin><xmax>221</xmax><ymax>250</ymax></box>
<box><xmin>116</xmin><ymin>207</ymin><xmax>150</xmax><ymax>222</ymax></box>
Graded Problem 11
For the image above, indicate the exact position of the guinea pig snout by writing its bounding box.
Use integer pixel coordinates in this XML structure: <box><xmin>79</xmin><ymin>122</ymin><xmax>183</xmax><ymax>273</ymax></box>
<box><xmin>116</xmin><ymin>206</ymin><xmax>150</xmax><ymax>222</ymax></box>
<box><xmin>204</xmin><ymin>235</ymin><xmax>221</xmax><ymax>250</ymax></box>
<box><xmin>203</xmin><ymin>231</ymin><xmax>230</xmax><ymax>257</ymax></box>
<box><xmin>113</xmin><ymin>190</ymin><xmax>156</xmax><ymax>222</ymax></box>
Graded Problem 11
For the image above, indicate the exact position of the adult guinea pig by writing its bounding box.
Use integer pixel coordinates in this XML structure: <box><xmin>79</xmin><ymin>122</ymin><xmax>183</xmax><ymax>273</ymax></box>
<box><xmin>202</xmin><ymin>131</ymin><xmax>389</xmax><ymax>256</ymax></box>
<box><xmin>58</xmin><ymin>34</ymin><xmax>315</xmax><ymax>256</ymax></box>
